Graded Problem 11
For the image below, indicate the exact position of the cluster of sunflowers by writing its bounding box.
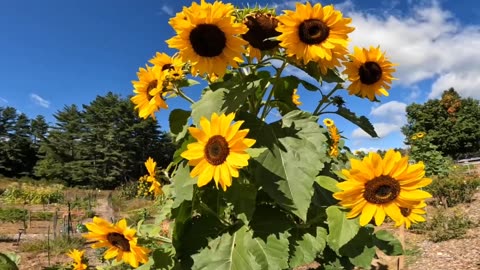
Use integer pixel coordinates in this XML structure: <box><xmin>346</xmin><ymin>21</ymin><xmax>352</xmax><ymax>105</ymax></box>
<box><xmin>74</xmin><ymin>1</ymin><xmax>433</xmax><ymax>269</ymax></box>
<box><xmin>411</xmin><ymin>131</ymin><xmax>426</xmax><ymax>141</ymax></box>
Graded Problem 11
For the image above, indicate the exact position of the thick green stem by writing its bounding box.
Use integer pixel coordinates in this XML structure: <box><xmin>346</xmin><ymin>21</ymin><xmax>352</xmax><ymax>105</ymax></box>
<box><xmin>260</xmin><ymin>61</ymin><xmax>288</xmax><ymax>120</ymax></box>
<box><xmin>313</xmin><ymin>83</ymin><xmax>343</xmax><ymax>116</ymax></box>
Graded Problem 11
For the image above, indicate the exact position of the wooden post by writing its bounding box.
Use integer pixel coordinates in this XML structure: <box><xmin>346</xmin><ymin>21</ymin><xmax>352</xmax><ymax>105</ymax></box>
<box><xmin>47</xmin><ymin>225</ymin><xmax>51</xmax><ymax>266</ymax></box>
<box><xmin>53</xmin><ymin>211</ymin><xmax>58</xmax><ymax>239</ymax></box>
<box><xmin>398</xmin><ymin>225</ymin><xmax>406</xmax><ymax>270</ymax></box>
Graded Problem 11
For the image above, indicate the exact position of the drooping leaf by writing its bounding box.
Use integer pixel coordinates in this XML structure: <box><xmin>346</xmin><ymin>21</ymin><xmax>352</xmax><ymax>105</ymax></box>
<box><xmin>374</xmin><ymin>230</ymin><xmax>404</xmax><ymax>256</ymax></box>
<box><xmin>191</xmin><ymin>74</ymin><xmax>269</xmax><ymax>125</ymax></box>
<box><xmin>336</xmin><ymin>107</ymin><xmax>378</xmax><ymax>138</ymax></box>
<box><xmin>192</xmin><ymin>226</ymin><xmax>261</xmax><ymax>270</ymax></box>
<box><xmin>247</xmin><ymin>231</ymin><xmax>290</xmax><ymax>270</ymax></box>
<box><xmin>249</xmin><ymin>204</ymin><xmax>294</xmax><ymax>240</ymax></box>
<box><xmin>339</xmin><ymin>226</ymin><xmax>376</xmax><ymax>268</ymax></box>
<box><xmin>171</xmin><ymin>161</ymin><xmax>197</xmax><ymax>208</ymax></box>
<box><xmin>288</xmin><ymin>227</ymin><xmax>327</xmax><ymax>268</ymax></box>
<box><xmin>322</xmin><ymin>68</ymin><xmax>345</xmax><ymax>83</ymax></box>
<box><xmin>224</xmin><ymin>176</ymin><xmax>257</xmax><ymax>223</ymax></box>
<box><xmin>169</xmin><ymin>109</ymin><xmax>190</xmax><ymax>141</ymax></box>
<box><xmin>250</xmin><ymin>111</ymin><xmax>328</xmax><ymax>220</ymax></box>
<box><xmin>326</xmin><ymin>206</ymin><xmax>360</xmax><ymax>252</ymax></box>
<box><xmin>0</xmin><ymin>253</ymin><xmax>18</xmax><ymax>270</ymax></box>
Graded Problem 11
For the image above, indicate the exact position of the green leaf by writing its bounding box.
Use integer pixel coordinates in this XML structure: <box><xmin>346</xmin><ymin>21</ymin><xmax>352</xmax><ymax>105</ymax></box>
<box><xmin>251</xmin><ymin>111</ymin><xmax>328</xmax><ymax>220</ymax></box>
<box><xmin>0</xmin><ymin>253</ymin><xmax>18</xmax><ymax>270</ymax></box>
<box><xmin>176</xmin><ymin>78</ymin><xmax>200</xmax><ymax>88</ymax></box>
<box><xmin>191</xmin><ymin>89</ymin><xmax>227</xmax><ymax>125</ymax></box>
<box><xmin>171</xmin><ymin>162</ymin><xmax>197</xmax><ymax>208</ymax></box>
<box><xmin>224</xmin><ymin>176</ymin><xmax>257</xmax><ymax>223</ymax></box>
<box><xmin>192</xmin><ymin>226</ymin><xmax>261</xmax><ymax>270</ymax></box>
<box><xmin>151</xmin><ymin>248</ymin><xmax>176</xmax><ymax>270</ymax></box>
<box><xmin>245</xmin><ymin>147</ymin><xmax>267</xmax><ymax>158</ymax></box>
<box><xmin>247</xmin><ymin>232</ymin><xmax>290</xmax><ymax>270</ymax></box>
<box><xmin>315</xmin><ymin>176</ymin><xmax>340</xmax><ymax>193</ymax></box>
<box><xmin>326</xmin><ymin>206</ymin><xmax>360</xmax><ymax>252</ymax></box>
<box><xmin>339</xmin><ymin>226</ymin><xmax>376</xmax><ymax>268</ymax></box>
<box><xmin>374</xmin><ymin>230</ymin><xmax>404</xmax><ymax>256</ymax></box>
<box><xmin>192</xmin><ymin>74</ymin><xmax>268</xmax><ymax>125</ymax></box>
<box><xmin>289</xmin><ymin>227</ymin><xmax>327</xmax><ymax>268</ymax></box>
<box><xmin>169</xmin><ymin>109</ymin><xmax>190</xmax><ymax>141</ymax></box>
<box><xmin>336</xmin><ymin>107</ymin><xmax>378</xmax><ymax>138</ymax></box>
<box><xmin>249</xmin><ymin>204</ymin><xmax>294</xmax><ymax>240</ymax></box>
<box><xmin>173</xmin><ymin>203</ymin><xmax>226</xmax><ymax>269</ymax></box>
<box><xmin>322</xmin><ymin>68</ymin><xmax>345</xmax><ymax>83</ymax></box>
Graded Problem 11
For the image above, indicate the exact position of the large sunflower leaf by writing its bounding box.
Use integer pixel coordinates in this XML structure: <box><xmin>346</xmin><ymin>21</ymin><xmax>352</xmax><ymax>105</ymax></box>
<box><xmin>192</xmin><ymin>226</ymin><xmax>261</xmax><ymax>270</ymax></box>
<box><xmin>169</xmin><ymin>109</ymin><xmax>191</xmax><ymax>141</ymax></box>
<box><xmin>374</xmin><ymin>230</ymin><xmax>404</xmax><ymax>256</ymax></box>
<box><xmin>336</xmin><ymin>107</ymin><xmax>378</xmax><ymax>138</ymax></box>
<box><xmin>248</xmin><ymin>110</ymin><xmax>328</xmax><ymax>221</ymax></box>
<box><xmin>191</xmin><ymin>74</ymin><xmax>269</xmax><ymax>125</ymax></box>
<box><xmin>326</xmin><ymin>206</ymin><xmax>360</xmax><ymax>252</ymax></box>
<box><xmin>246</xmin><ymin>231</ymin><xmax>290</xmax><ymax>270</ymax></box>
<box><xmin>224</xmin><ymin>175</ymin><xmax>257</xmax><ymax>224</ymax></box>
<box><xmin>339</xmin><ymin>226</ymin><xmax>376</xmax><ymax>268</ymax></box>
<box><xmin>288</xmin><ymin>227</ymin><xmax>327</xmax><ymax>268</ymax></box>
<box><xmin>171</xmin><ymin>161</ymin><xmax>197</xmax><ymax>208</ymax></box>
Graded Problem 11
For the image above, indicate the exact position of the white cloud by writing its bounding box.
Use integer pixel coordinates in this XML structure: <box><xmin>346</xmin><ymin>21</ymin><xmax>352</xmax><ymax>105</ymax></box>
<box><xmin>0</xmin><ymin>97</ymin><xmax>7</xmax><ymax>105</ymax></box>
<box><xmin>161</xmin><ymin>5</ymin><xmax>174</xmax><ymax>16</ymax></box>
<box><xmin>352</xmin><ymin>147</ymin><xmax>380</xmax><ymax>153</ymax></box>
<box><xmin>344</xmin><ymin>1</ymin><xmax>480</xmax><ymax>99</ymax></box>
<box><xmin>430</xmin><ymin>71</ymin><xmax>480</xmax><ymax>99</ymax></box>
<box><xmin>30</xmin><ymin>93</ymin><xmax>50</xmax><ymax>108</ymax></box>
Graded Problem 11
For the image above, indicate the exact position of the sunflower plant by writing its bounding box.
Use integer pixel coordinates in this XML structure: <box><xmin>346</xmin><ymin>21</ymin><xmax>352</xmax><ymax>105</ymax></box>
<box><xmin>79</xmin><ymin>1</ymin><xmax>433</xmax><ymax>269</ymax></box>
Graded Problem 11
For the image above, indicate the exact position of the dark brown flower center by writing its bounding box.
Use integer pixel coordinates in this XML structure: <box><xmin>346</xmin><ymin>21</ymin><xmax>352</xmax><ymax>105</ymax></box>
<box><xmin>298</xmin><ymin>19</ymin><xmax>330</xmax><ymax>45</ymax></box>
<box><xmin>106</xmin><ymin>232</ymin><xmax>131</xmax><ymax>252</ymax></box>
<box><xmin>363</xmin><ymin>175</ymin><xmax>400</xmax><ymax>204</ymax></box>
<box><xmin>146</xmin><ymin>80</ymin><xmax>158</xmax><ymax>100</ymax></box>
<box><xmin>189</xmin><ymin>24</ymin><xmax>227</xmax><ymax>57</ymax></box>
<box><xmin>161</xmin><ymin>63</ymin><xmax>173</xmax><ymax>71</ymax></box>
<box><xmin>400</xmin><ymin>207</ymin><xmax>412</xmax><ymax>217</ymax></box>
<box><xmin>242</xmin><ymin>13</ymin><xmax>280</xmax><ymax>51</ymax></box>
<box><xmin>359</xmin><ymin>62</ymin><xmax>382</xmax><ymax>85</ymax></box>
<box><xmin>204</xmin><ymin>135</ymin><xmax>229</xmax><ymax>165</ymax></box>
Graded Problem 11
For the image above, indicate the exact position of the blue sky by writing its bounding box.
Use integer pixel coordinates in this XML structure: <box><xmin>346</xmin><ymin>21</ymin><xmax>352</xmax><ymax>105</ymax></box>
<box><xmin>0</xmin><ymin>0</ymin><xmax>479</xmax><ymax>152</ymax></box>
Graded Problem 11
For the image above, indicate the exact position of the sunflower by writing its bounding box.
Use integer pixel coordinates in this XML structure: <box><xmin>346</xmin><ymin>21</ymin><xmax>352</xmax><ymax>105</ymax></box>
<box><xmin>242</xmin><ymin>12</ymin><xmax>280</xmax><ymax>61</ymax></box>
<box><xmin>149</xmin><ymin>52</ymin><xmax>185</xmax><ymax>81</ymax></box>
<box><xmin>411</xmin><ymin>134</ymin><xmax>418</xmax><ymax>141</ymax></box>
<box><xmin>323</xmin><ymin>118</ymin><xmax>334</xmax><ymax>127</ymax></box>
<box><xmin>292</xmin><ymin>89</ymin><xmax>302</xmax><ymax>106</ymax></box>
<box><xmin>416</xmin><ymin>132</ymin><xmax>426</xmax><ymax>139</ymax></box>
<box><xmin>131</xmin><ymin>65</ymin><xmax>168</xmax><ymax>119</ymax></box>
<box><xmin>67</xmin><ymin>249</ymin><xmax>87</xmax><ymax>270</ymax></box>
<box><xmin>181</xmin><ymin>112</ymin><xmax>256</xmax><ymax>191</ymax></box>
<box><xmin>333</xmin><ymin>149</ymin><xmax>432</xmax><ymax>226</ymax></box>
<box><xmin>166</xmin><ymin>0</ymin><xmax>248</xmax><ymax>77</ymax></box>
<box><xmin>276</xmin><ymin>2</ymin><xmax>354</xmax><ymax>64</ymax></box>
<box><xmin>144</xmin><ymin>157</ymin><xmax>162</xmax><ymax>196</ymax></box>
<box><xmin>343</xmin><ymin>46</ymin><xmax>397</xmax><ymax>101</ymax></box>
<box><xmin>83</xmin><ymin>217</ymin><xmax>150</xmax><ymax>268</ymax></box>
<box><xmin>395</xmin><ymin>201</ymin><xmax>427</xmax><ymax>228</ymax></box>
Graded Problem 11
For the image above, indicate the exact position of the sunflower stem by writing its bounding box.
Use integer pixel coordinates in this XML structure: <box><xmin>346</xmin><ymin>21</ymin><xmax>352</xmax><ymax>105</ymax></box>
<box><xmin>260</xmin><ymin>61</ymin><xmax>287</xmax><ymax>120</ymax></box>
<box><xmin>176</xmin><ymin>88</ymin><xmax>195</xmax><ymax>104</ymax></box>
<box><xmin>313</xmin><ymin>83</ymin><xmax>342</xmax><ymax>116</ymax></box>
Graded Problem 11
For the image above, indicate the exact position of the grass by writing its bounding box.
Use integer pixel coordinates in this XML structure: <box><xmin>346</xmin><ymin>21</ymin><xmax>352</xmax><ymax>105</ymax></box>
<box><xmin>19</xmin><ymin>235</ymin><xmax>85</xmax><ymax>255</ymax></box>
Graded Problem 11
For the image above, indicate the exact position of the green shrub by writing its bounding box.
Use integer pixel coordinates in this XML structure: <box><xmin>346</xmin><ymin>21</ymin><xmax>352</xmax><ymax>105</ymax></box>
<box><xmin>0</xmin><ymin>183</ymin><xmax>64</xmax><ymax>204</ymax></box>
<box><xmin>0</xmin><ymin>208</ymin><xmax>28</xmax><ymax>223</ymax></box>
<box><xmin>19</xmin><ymin>235</ymin><xmax>85</xmax><ymax>254</ymax></box>
<box><xmin>427</xmin><ymin>170</ymin><xmax>480</xmax><ymax>207</ymax></box>
<box><xmin>411</xmin><ymin>210</ymin><xmax>475</xmax><ymax>242</ymax></box>
<box><xmin>31</xmin><ymin>211</ymin><xmax>54</xmax><ymax>221</ymax></box>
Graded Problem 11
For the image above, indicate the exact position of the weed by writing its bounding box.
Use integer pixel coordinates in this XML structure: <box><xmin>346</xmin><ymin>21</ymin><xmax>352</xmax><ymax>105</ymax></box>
<box><xmin>19</xmin><ymin>235</ymin><xmax>85</xmax><ymax>254</ymax></box>
<box><xmin>411</xmin><ymin>210</ymin><xmax>475</xmax><ymax>242</ymax></box>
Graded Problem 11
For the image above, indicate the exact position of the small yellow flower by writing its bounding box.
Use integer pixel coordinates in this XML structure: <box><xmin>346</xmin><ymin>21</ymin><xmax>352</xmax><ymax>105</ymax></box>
<box><xmin>67</xmin><ymin>249</ymin><xmax>87</xmax><ymax>270</ymax></box>
<box><xmin>416</xmin><ymin>132</ymin><xmax>426</xmax><ymax>138</ymax></box>
<box><xmin>323</xmin><ymin>118</ymin><xmax>334</xmax><ymax>127</ymax></box>
<box><xmin>144</xmin><ymin>157</ymin><xmax>162</xmax><ymax>196</ymax></box>
<box><xmin>411</xmin><ymin>135</ymin><xmax>418</xmax><ymax>140</ymax></box>
<box><xmin>395</xmin><ymin>201</ymin><xmax>427</xmax><ymax>229</ymax></box>
<box><xmin>181</xmin><ymin>113</ymin><xmax>256</xmax><ymax>191</ymax></box>
<box><xmin>292</xmin><ymin>89</ymin><xmax>302</xmax><ymax>106</ymax></box>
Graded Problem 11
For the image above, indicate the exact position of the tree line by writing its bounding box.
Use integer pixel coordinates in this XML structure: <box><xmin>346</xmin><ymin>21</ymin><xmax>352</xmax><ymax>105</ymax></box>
<box><xmin>0</xmin><ymin>92</ymin><xmax>175</xmax><ymax>188</ymax></box>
